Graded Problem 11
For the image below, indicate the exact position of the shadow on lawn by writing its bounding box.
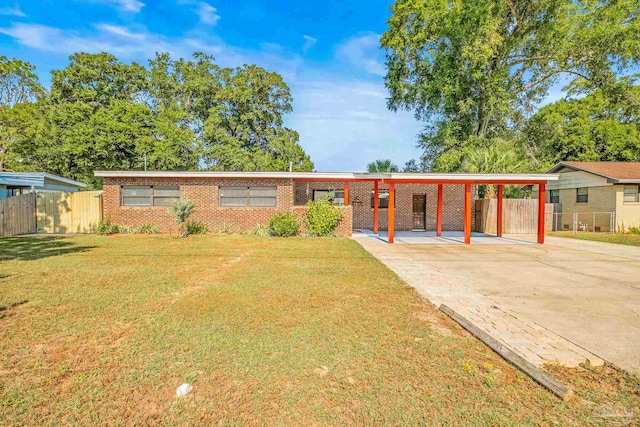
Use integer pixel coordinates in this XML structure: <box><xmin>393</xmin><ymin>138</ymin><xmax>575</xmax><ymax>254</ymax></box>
<box><xmin>0</xmin><ymin>236</ymin><xmax>95</xmax><ymax>261</ymax></box>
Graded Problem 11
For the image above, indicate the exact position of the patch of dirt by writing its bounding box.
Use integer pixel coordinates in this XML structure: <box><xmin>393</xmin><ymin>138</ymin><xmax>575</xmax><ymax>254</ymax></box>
<box><xmin>409</xmin><ymin>302</ymin><xmax>459</xmax><ymax>337</ymax></box>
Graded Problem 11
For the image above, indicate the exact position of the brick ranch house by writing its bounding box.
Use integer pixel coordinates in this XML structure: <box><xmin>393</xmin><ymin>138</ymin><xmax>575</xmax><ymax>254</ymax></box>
<box><xmin>95</xmin><ymin>171</ymin><xmax>557</xmax><ymax>244</ymax></box>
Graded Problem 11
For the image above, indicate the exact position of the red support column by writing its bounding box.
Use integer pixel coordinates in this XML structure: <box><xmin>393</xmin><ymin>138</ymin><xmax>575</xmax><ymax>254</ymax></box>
<box><xmin>436</xmin><ymin>183</ymin><xmax>443</xmax><ymax>237</ymax></box>
<box><xmin>464</xmin><ymin>183</ymin><xmax>471</xmax><ymax>244</ymax></box>
<box><xmin>373</xmin><ymin>180</ymin><xmax>379</xmax><ymax>234</ymax></box>
<box><xmin>538</xmin><ymin>182</ymin><xmax>546</xmax><ymax>244</ymax></box>
<box><xmin>497</xmin><ymin>184</ymin><xmax>503</xmax><ymax>237</ymax></box>
<box><xmin>343</xmin><ymin>181</ymin><xmax>349</xmax><ymax>206</ymax></box>
<box><xmin>388</xmin><ymin>182</ymin><xmax>395</xmax><ymax>244</ymax></box>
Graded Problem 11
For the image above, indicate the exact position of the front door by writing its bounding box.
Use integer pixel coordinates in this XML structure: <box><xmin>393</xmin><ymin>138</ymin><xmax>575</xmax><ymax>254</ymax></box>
<box><xmin>412</xmin><ymin>195</ymin><xmax>426</xmax><ymax>230</ymax></box>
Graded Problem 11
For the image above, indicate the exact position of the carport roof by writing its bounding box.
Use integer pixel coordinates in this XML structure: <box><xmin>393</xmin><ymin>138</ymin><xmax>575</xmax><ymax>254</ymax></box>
<box><xmin>94</xmin><ymin>170</ymin><xmax>557</xmax><ymax>183</ymax></box>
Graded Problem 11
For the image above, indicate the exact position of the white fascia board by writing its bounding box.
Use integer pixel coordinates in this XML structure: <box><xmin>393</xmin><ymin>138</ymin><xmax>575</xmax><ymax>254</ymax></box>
<box><xmin>386</xmin><ymin>173</ymin><xmax>559</xmax><ymax>181</ymax></box>
<box><xmin>94</xmin><ymin>170</ymin><xmax>558</xmax><ymax>181</ymax></box>
<box><xmin>94</xmin><ymin>171</ymin><xmax>357</xmax><ymax>179</ymax></box>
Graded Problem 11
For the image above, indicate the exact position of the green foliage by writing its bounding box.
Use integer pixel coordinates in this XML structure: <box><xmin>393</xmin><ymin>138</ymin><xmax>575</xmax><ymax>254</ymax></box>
<box><xmin>247</xmin><ymin>224</ymin><xmax>269</xmax><ymax>237</ymax></box>
<box><xmin>185</xmin><ymin>220</ymin><xmax>208</xmax><ymax>235</ymax></box>
<box><xmin>96</xmin><ymin>217</ymin><xmax>117</xmax><ymax>235</ymax></box>
<box><xmin>170</xmin><ymin>199</ymin><xmax>195</xmax><ymax>224</ymax></box>
<box><xmin>95</xmin><ymin>217</ymin><xmax>135</xmax><ymax>235</ymax></box>
<box><xmin>1</xmin><ymin>52</ymin><xmax>314</xmax><ymax>185</ymax></box>
<box><xmin>367</xmin><ymin>159</ymin><xmax>399</xmax><ymax>173</ymax></box>
<box><xmin>628</xmin><ymin>226</ymin><xmax>640</xmax><ymax>235</ymax></box>
<box><xmin>303</xmin><ymin>199</ymin><xmax>343</xmax><ymax>237</ymax></box>
<box><xmin>520</xmin><ymin>87</ymin><xmax>640</xmax><ymax>169</ymax></box>
<box><xmin>268</xmin><ymin>213</ymin><xmax>300</xmax><ymax>237</ymax></box>
<box><xmin>136</xmin><ymin>222</ymin><xmax>160</xmax><ymax>234</ymax></box>
<box><xmin>382</xmin><ymin>0</ymin><xmax>640</xmax><ymax>171</ymax></box>
<box><xmin>460</xmin><ymin>140</ymin><xmax>528</xmax><ymax>198</ymax></box>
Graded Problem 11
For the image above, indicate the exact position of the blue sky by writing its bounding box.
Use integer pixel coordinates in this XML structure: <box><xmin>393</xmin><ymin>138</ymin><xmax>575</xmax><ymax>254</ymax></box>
<box><xmin>0</xmin><ymin>0</ymin><xmax>568</xmax><ymax>172</ymax></box>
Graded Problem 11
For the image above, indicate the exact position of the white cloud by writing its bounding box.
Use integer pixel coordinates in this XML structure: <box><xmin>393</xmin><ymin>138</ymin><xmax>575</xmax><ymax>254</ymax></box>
<box><xmin>0</xmin><ymin>6</ymin><xmax>26</xmax><ymax>17</ymax></box>
<box><xmin>302</xmin><ymin>35</ymin><xmax>317</xmax><ymax>52</ymax></box>
<box><xmin>95</xmin><ymin>23</ymin><xmax>145</xmax><ymax>41</ymax></box>
<box><xmin>0</xmin><ymin>22</ymin><xmax>303</xmax><ymax>81</ymax></box>
<box><xmin>0</xmin><ymin>23</ymin><xmax>175</xmax><ymax>57</ymax></box>
<box><xmin>286</xmin><ymin>79</ymin><xmax>423</xmax><ymax>171</ymax></box>
<box><xmin>87</xmin><ymin>0</ymin><xmax>144</xmax><ymax>13</ymax></box>
<box><xmin>335</xmin><ymin>33</ymin><xmax>385</xmax><ymax>77</ymax></box>
<box><xmin>195</xmin><ymin>2</ymin><xmax>220</xmax><ymax>26</ymax></box>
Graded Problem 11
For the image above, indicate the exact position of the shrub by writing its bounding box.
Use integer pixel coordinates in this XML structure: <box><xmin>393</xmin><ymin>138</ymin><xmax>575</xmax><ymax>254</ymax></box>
<box><xmin>268</xmin><ymin>213</ymin><xmax>300</xmax><ymax>237</ymax></box>
<box><xmin>628</xmin><ymin>226</ymin><xmax>640</xmax><ymax>234</ymax></box>
<box><xmin>219</xmin><ymin>223</ymin><xmax>233</xmax><ymax>235</ymax></box>
<box><xmin>170</xmin><ymin>199</ymin><xmax>195</xmax><ymax>224</ymax></box>
<box><xmin>96</xmin><ymin>216</ymin><xmax>121</xmax><ymax>235</ymax></box>
<box><xmin>247</xmin><ymin>224</ymin><xmax>269</xmax><ymax>237</ymax></box>
<box><xmin>185</xmin><ymin>220</ymin><xmax>208</xmax><ymax>235</ymax></box>
<box><xmin>136</xmin><ymin>222</ymin><xmax>160</xmax><ymax>234</ymax></box>
<box><xmin>116</xmin><ymin>224</ymin><xmax>134</xmax><ymax>234</ymax></box>
<box><xmin>304</xmin><ymin>199</ymin><xmax>343</xmax><ymax>237</ymax></box>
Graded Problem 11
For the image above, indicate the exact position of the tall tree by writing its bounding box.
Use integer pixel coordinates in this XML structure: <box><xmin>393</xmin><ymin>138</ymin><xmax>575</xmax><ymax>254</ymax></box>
<box><xmin>0</xmin><ymin>57</ymin><xmax>44</xmax><ymax>171</ymax></box>
<box><xmin>202</xmin><ymin>64</ymin><xmax>313</xmax><ymax>171</ymax></box>
<box><xmin>382</xmin><ymin>0</ymin><xmax>640</xmax><ymax>171</ymax></box>
<box><xmin>521</xmin><ymin>85</ymin><xmax>640</xmax><ymax>170</ymax></box>
<box><xmin>367</xmin><ymin>159</ymin><xmax>399</xmax><ymax>173</ymax></box>
<box><xmin>0</xmin><ymin>56</ymin><xmax>43</xmax><ymax>107</ymax></box>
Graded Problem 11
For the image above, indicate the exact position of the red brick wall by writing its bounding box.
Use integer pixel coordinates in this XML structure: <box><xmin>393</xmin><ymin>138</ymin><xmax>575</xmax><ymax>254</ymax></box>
<box><xmin>102</xmin><ymin>177</ymin><xmax>353</xmax><ymax>236</ymax></box>
<box><xmin>294</xmin><ymin>181</ymin><xmax>469</xmax><ymax>231</ymax></box>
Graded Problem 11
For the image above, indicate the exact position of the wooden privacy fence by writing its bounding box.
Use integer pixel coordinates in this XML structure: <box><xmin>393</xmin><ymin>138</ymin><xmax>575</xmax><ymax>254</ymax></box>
<box><xmin>0</xmin><ymin>191</ymin><xmax>102</xmax><ymax>237</ymax></box>
<box><xmin>36</xmin><ymin>191</ymin><xmax>102</xmax><ymax>234</ymax></box>
<box><xmin>0</xmin><ymin>193</ymin><xmax>37</xmax><ymax>237</ymax></box>
<box><xmin>475</xmin><ymin>199</ymin><xmax>560</xmax><ymax>234</ymax></box>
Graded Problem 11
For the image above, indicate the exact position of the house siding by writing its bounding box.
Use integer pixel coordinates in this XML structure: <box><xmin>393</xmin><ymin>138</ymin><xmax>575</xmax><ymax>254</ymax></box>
<box><xmin>103</xmin><ymin>177</ymin><xmax>353</xmax><ymax>236</ymax></box>
<box><xmin>614</xmin><ymin>185</ymin><xmax>640</xmax><ymax>231</ymax></box>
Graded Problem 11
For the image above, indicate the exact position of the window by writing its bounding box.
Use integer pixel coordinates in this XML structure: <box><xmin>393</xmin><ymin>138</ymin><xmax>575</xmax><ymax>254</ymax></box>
<box><xmin>576</xmin><ymin>187</ymin><xmax>588</xmax><ymax>203</ymax></box>
<box><xmin>548</xmin><ymin>189</ymin><xmax>560</xmax><ymax>203</ymax></box>
<box><xmin>152</xmin><ymin>187</ymin><xmax>181</xmax><ymax>206</ymax></box>
<box><xmin>371</xmin><ymin>190</ymin><xmax>392</xmax><ymax>209</ymax></box>
<box><xmin>121</xmin><ymin>186</ymin><xmax>179</xmax><ymax>206</ymax></box>
<box><xmin>624</xmin><ymin>185</ymin><xmax>640</xmax><ymax>203</ymax></box>
<box><xmin>219</xmin><ymin>186</ymin><xmax>277</xmax><ymax>207</ymax></box>
<box><xmin>313</xmin><ymin>189</ymin><xmax>345</xmax><ymax>205</ymax></box>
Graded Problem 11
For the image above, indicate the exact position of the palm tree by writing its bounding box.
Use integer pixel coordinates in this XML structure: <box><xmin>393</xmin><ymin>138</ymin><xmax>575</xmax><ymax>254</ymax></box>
<box><xmin>367</xmin><ymin>159</ymin><xmax>399</xmax><ymax>173</ymax></box>
<box><xmin>460</xmin><ymin>143</ymin><xmax>525</xmax><ymax>198</ymax></box>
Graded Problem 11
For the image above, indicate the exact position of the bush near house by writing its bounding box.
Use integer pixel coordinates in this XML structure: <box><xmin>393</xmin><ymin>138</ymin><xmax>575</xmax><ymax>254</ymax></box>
<box><xmin>304</xmin><ymin>199</ymin><xmax>343</xmax><ymax>236</ymax></box>
<box><xmin>185</xmin><ymin>220</ymin><xmax>208</xmax><ymax>235</ymax></box>
<box><xmin>268</xmin><ymin>213</ymin><xmax>300</xmax><ymax>237</ymax></box>
<box><xmin>170</xmin><ymin>199</ymin><xmax>195</xmax><ymax>237</ymax></box>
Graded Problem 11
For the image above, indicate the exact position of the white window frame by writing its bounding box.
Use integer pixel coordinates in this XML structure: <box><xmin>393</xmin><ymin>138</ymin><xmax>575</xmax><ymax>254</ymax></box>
<box><xmin>121</xmin><ymin>185</ymin><xmax>180</xmax><ymax>207</ymax></box>
<box><xmin>219</xmin><ymin>186</ymin><xmax>277</xmax><ymax>207</ymax></box>
<box><xmin>624</xmin><ymin>185</ymin><xmax>640</xmax><ymax>203</ymax></box>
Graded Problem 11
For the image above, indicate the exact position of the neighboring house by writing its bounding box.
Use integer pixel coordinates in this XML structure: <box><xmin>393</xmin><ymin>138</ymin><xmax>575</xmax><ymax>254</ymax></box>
<box><xmin>95</xmin><ymin>170</ymin><xmax>555</xmax><ymax>244</ymax></box>
<box><xmin>0</xmin><ymin>172</ymin><xmax>86</xmax><ymax>199</ymax></box>
<box><xmin>543</xmin><ymin>162</ymin><xmax>640</xmax><ymax>232</ymax></box>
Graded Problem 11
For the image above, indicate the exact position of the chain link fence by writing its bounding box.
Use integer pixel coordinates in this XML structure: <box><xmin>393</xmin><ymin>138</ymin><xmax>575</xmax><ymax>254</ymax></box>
<box><xmin>548</xmin><ymin>212</ymin><xmax>615</xmax><ymax>234</ymax></box>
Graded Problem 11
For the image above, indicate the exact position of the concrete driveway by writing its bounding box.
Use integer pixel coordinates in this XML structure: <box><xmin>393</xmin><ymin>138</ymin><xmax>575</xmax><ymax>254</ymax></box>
<box><xmin>356</xmin><ymin>234</ymin><xmax>640</xmax><ymax>375</ymax></box>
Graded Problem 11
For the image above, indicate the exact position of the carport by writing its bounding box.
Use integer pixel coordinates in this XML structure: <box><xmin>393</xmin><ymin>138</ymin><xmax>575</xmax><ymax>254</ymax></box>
<box><xmin>296</xmin><ymin>173</ymin><xmax>558</xmax><ymax>244</ymax></box>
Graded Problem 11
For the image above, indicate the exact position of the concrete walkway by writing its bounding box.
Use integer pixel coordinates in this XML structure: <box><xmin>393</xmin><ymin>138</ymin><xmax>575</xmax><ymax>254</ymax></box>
<box><xmin>354</xmin><ymin>233</ymin><xmax>623</xmax><ymax>371</ymax></box>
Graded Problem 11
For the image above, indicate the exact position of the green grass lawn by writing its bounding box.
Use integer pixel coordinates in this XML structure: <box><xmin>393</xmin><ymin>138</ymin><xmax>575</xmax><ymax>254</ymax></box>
<box><xmin>1</xmin><ymin>235</ymin><xmax>638</xmax><ymax>425</ymax></box>
<box><xmin>550</xmin><ymin>231</ymin><xmax>640</xmax><ymax>246</ymax></box>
